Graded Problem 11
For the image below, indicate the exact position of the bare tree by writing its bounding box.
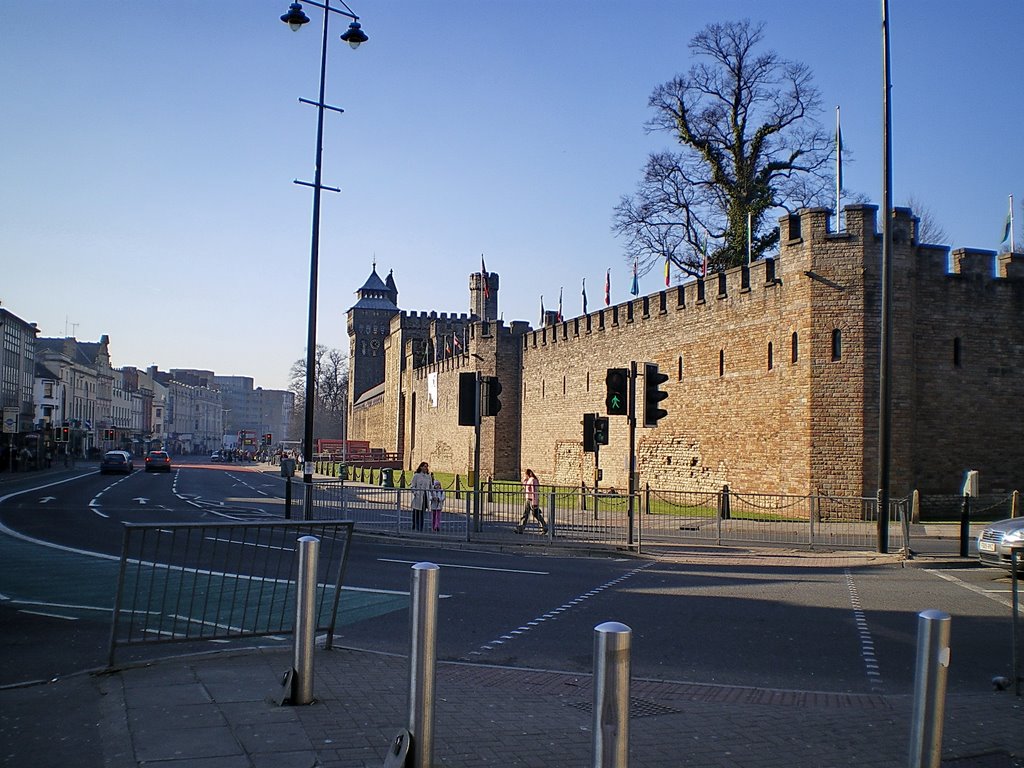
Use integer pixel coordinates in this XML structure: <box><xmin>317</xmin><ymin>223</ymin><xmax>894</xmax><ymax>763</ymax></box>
<box><xmin>903</xmin><ymin>195</ymin><xmax>948</xmax><ymax>246</ymax></box>
<box><xmin>614</xmin><ymin>20</ymin><xmax>835</xmax><ymax>277</ymax></box>
<box><xmin>288</xmin><ymin>345</ymin><xmax>349</xmax><ymax>441</ymax></box>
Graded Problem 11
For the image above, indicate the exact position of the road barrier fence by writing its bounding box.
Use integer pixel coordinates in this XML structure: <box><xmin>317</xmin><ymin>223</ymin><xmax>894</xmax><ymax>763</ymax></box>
<box><xmin>108</xmin><ymin>519</ymin><xmax>353</xmax><ymax>667</ymax></box>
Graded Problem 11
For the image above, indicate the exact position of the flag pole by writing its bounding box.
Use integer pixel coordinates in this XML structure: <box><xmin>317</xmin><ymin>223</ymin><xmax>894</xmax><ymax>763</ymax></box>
<box><xmin>746</xmin><ymin>211</ymin><xmax>752</xmax><ymax>267</ymax></box>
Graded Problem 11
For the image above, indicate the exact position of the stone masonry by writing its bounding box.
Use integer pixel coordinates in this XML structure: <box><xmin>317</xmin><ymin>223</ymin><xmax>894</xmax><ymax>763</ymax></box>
<box><xmin>348</xmin><ymin>204</ymin><xmax>1024</xmax><ymax>497</ymax></box>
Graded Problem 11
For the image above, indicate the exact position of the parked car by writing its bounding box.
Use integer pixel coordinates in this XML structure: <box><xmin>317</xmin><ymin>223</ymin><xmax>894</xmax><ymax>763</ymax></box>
<box><xmin>977</xmin><ymin>517</ymin><xmax>1024</xmax><ymax>571</ymax></box>
<box><xmin>100</xmin><ymin>450</ymin><xmax>134</xmax><ymax>475</ymax></box>
<box><xmin>145</xmin><ymin>450</ymin><xmax>172</xmax><ymax>473</ymax></box>
<box><xmin>210</xmin><ymin>451</ymin><xmax>221</xmax><ymax>462</ymax></box>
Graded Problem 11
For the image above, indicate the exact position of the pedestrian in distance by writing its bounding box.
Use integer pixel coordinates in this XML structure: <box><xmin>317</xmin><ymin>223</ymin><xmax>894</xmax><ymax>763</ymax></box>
<box><xmin>430</xmin><ymin>475</ymin><xmax>445</xmax><ymax>532</ymax></box>
<box><xmin>410</xmin><ymin>461</ymin><xmax>432</xmax><ymax>531</ymax></box>
<box><xmin>516</xmin><ymin>468</ymin><xmax>548</xmax><ymax>534</ymax></box>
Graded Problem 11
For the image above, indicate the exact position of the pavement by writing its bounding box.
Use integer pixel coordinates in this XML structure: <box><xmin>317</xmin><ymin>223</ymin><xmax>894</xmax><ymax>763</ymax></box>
<box><xmin>1</xmin><ymin>463</ymin><xmax>1022</xmax><ymax>767</ymax></box>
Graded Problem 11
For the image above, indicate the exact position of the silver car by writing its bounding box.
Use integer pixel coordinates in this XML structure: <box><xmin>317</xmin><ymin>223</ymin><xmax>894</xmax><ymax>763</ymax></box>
<box><xmin>977</xmin><ymin>517</ymin><xmax>1024</xmax><ymax>571</ymax></box>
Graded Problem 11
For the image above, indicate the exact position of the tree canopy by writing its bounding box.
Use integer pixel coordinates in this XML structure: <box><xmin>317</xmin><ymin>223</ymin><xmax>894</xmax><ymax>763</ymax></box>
<box><xmin>613</xmin><ymin>20</ymin><xmax>835</xmax><ymax>278</ymax></box>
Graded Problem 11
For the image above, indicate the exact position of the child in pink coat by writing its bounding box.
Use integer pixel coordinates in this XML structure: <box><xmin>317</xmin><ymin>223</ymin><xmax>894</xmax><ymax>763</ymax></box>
<box><xmin>430</xmin><ymin>478</ymin><xmax>445</xmax><ymax>532</ymax></box>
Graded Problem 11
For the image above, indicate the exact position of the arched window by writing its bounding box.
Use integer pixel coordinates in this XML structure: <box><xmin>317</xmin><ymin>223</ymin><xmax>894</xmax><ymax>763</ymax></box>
<box><xmin>767</xmin><ymin>341</ymin><xmax>774</xmax><ymax>371</ymax></box>
<box><xmin>831</xmin><ymin>329</ymin><xmax>842</xmax><ymax>361</ymax></box>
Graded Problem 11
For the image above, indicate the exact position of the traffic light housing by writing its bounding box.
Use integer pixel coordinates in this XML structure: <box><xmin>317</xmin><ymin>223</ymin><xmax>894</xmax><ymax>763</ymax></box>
<box><xmin>60</xmin><ymin>426</ymin><xmax>70</xmax><ymax>442</ymax></box>
<box><xmin>458</xmin><ymin>372</ymin><xmax>476</xmax><ymax>426</ymax></box>
<box><xmin>583</xmin><ymin>413</ymin><xmax>608</xmax><ymax>452</ymax></box>
<box><xmin>104</xmin><ymin>429</ymin><xmax>115</xmax><ymax>440</ymax></box>
<box><xmin>605</xmin><ymin>368</ymin><xmax>628</xmax><ymax>416</ymax></box>
<box><xmin>642</xmin><ymin>363</ymin><xmax>669</xmax><ymax>427</ymax></box>
<box><xmin>481</xmin><ymin>375</ymin><xmax>502</xmax><ymax>417</ymax></box>
<box><xmin>263</xmin><ymin>433</ymin><xmax>273</xmax><ymax>446</ymax></box>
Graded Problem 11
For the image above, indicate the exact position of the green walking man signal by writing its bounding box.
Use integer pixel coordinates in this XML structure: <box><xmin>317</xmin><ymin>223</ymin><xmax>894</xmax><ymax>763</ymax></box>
<box><xmin>605</xmin><ymin>368</ymin><xmax>628</xmax><ymax>416</ymax></box>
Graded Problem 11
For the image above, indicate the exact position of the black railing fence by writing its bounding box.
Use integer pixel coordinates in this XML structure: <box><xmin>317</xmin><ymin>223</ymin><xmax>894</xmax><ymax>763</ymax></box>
<box><xmin>297</xmin><ymin>481</ymin><xmax>907</xmax><ymax>552</ymax></box>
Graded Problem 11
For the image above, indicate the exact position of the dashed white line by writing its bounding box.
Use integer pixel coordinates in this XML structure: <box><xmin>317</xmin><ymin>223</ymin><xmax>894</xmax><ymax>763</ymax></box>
<box><xmin>464</xmin><ymin>561</ymin><xmax>655</xmax><ymax>659</ymax></box>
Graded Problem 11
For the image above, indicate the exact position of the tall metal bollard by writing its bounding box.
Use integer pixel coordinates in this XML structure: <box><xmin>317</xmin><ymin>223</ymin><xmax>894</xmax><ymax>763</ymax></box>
<box><xmin>908</xmin><ymin>609</ymin><xmax>951</xmax><ymax>768</ymax></box>
<box><xmin>408</xmin><ymin>563</ymin><xmax>439</xmax><ymax>768</ymax></box>
<box><xmin>592</xmin><ymin>621</ymin><xmax>631</xmax><ymax>768</ymax></box>
<box><xmin>292</xmin><ymin>535</ymin><xmax>320</xmax><ymax>705</ymax></box>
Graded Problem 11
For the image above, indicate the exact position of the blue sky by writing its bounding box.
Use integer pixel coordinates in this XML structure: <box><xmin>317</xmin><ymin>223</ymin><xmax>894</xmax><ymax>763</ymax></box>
<box><xmin>2</xmin><ymin>1</ymin><xmax>1020</xmax><ymax>392</ymax></box>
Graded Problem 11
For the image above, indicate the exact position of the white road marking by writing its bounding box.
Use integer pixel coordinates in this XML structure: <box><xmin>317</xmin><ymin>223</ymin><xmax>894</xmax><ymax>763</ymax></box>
<box><xmin>378</xmin><ymin>558</ymin><xmax>548</xmax><ymax>575</ymax></box>
<box><xmin>464</xmin><ymin>561</ymin><xmax>655</xmax><ymax>660</ymax></box>
<box><xmin>924</xmin><ymin>569</ymin><xmax>1021</xmax><ymax>611</ymax></box>
<box><xmin>19</xmin><ymin>609</ymin><xmax>78</xmax><ymax>621</ymax></box>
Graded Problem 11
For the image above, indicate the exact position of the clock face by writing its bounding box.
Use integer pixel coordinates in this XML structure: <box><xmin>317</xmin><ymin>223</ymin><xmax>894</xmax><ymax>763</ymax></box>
<box><xmin>371</xmin><ymin>339</ymin><xmax>381</xmax><ymax>349</ymax></box>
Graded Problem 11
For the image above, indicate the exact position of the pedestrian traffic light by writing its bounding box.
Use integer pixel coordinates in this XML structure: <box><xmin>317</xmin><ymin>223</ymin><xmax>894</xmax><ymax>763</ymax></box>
<box><xmin>583</xmin><ymin>413</ymin><xmax>595</xmax><ymax>452</ymax></box>
<box><xmin>605</xmin><ymin>368</ymin><xmax>628</xmax><ymax>416</ymax></box>
<box><xmin>60</xmin><ymin>426</ymin><xmax>70</xmax><ymax>442</ymax></box>
<box><xmin>458</xmin><ymin>372</ymin><xmax>476</xmax><ymax>426</ymax></box>
<box><xmin>593</xmin><ymin>415</ymin><xmax>609</xmax><ymax>446</ymax></box>
<box><xmin>481</xmin><ymin>375</ymin><xmax>502</xmax><ymax>417</ymax></box>
<box><xmin>642</xmin><ymin>362</ymin><xmax>669</xmax><ymax>427</ymax></box>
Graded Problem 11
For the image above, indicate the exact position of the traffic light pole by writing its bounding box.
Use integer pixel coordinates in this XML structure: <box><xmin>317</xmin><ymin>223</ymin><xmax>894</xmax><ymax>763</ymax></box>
<box><xmin>628</xmin><ymin>361</ymin><xmax>637</xmax><ymax>547</ymax></box>
<box><xmin>472</xmin><ymin>372</ymin><xmax>482</xmax><ymax>534</ymax></box>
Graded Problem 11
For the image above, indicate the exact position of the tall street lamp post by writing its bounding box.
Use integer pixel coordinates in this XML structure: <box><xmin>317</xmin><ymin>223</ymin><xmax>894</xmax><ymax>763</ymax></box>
<box><xmin>279</xmin><ymin>1</ymin><xmax>367</xmax><ymax>520</ymax></box>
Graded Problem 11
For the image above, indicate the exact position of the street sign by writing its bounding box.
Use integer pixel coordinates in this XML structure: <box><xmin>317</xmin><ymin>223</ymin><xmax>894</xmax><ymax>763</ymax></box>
<box><xmin>2</xmin><ymin>407</ymin><xmax>18</xmax><ymax>434</ymax></box>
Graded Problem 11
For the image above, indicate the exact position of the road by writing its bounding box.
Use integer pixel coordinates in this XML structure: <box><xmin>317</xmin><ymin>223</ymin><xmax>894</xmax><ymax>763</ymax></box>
<box><xmin>1</xmin><ymin>460</ymin><xmax>1020</xmax><ymax>698</ymax></box>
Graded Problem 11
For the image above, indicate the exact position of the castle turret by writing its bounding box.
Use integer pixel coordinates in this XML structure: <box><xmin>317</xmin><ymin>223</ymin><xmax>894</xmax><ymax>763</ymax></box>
<box><xmin>347</xmin><ymin>263</ymin><xmax>400</xmax><ymax>404</ymax></box>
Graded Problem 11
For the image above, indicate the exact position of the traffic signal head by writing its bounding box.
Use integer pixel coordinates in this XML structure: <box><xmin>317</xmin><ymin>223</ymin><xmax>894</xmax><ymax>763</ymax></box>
<box><xmin>482</xmin><ymin>375</ymin><xmax>502</xmax><ymax>417</ymax></box>
<box><xmin>605</xmin><ymin>368</ymin><xmax>628</xmax><ymax>416</ymax></box>
<box><xmin>583</xmin><ymin>413</ymin><xmax>595</xmax><ymax>452</ymax></box>
<box><xmin>458</xmin><ymin>372</ymin><xmax>476</xmax><ymax>426</ymax></box>
<box><xmin>61</xmin><ymin>426</ymin><xmax>70</xmax><ymax>442</ymax></box>
<box><xmin>593</xmin><ymin>416</ymin><xmax>609</xmax><ymax>445</ymax></box>
<box><xmin>263</xmin><ymin>433</ymin><xmax>273</xmax><ymax>446</ymax></box>
<box><xmin>642</xmin><ymin>363</ymin><xmax>669</xmax><ymax>427</ymax></box>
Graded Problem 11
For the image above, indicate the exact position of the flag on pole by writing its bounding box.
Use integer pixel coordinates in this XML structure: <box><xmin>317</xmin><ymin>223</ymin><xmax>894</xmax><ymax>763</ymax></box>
<box><xmin>630</xmin><ymin>260</ymin><xmax>639</xmax><ymax>296</ymax></box>
<box><xmin>539</xmin><ymin>295</ymin><xmax>545</xmax><ymax>326</ymax></box>
<box><xmin>836</xmin><ymin>106</ymin><xmax>843</xmax><ymax>192</ymax></box>
<box><xmin>481</xmin><ymin>255</ymin><xmax>490</xmax><ymax>299</ymax></box>
<box><xmin>701</xmin><ymin>241</ymin><xmax>708</xmax><ymax>278</ymax></box>
<box><xmin>444</xmin><ymin>336</ymin><xmax>451</xmax><ymax>357</ymax></box>
<box><xmin>1002</xmin><ymin>194</ymin><xmax>1015</xmax><ymax>248</ymax></box>
<box><xmin>664</xmin><ymin>255</ymin><xmax>671</xmax><ymax>287</ymax></box>
<box><xmin>582</xmin><ymin>278</ymin><xmax>588</xmax><ymax>315</ymax></box>
<box><xmin>557</xmin><ymin>287</ymin><xmax>563</xmax><ymax>323</ymax></box>
<box><xmin>604</xmin><ymin>269</ymin><xmax>610</xmax><ymax>306</ymax></box>
<box><xmin>453</xmin><ymin>331</ymin><xmax>462</xmax><ymax>353</ymax></box>
<box><xmin>836</xmin><ymin>105</ymin><xmax>843</xmax><ymax>231</ymax></box>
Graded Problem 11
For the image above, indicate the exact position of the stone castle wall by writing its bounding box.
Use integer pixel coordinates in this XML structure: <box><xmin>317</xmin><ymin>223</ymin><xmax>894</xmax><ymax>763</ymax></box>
<box><xmin>349</xmin><ymin>204</ymin><xmax>1024</xmax><ymax>496</ymax></box>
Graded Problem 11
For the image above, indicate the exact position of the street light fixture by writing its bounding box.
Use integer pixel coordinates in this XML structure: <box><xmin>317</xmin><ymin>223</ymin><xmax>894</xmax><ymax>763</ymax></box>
<box><xmin>280</xmin><ymin>0</ymin><xmax>367</xmax><ymax>520</ymax></box>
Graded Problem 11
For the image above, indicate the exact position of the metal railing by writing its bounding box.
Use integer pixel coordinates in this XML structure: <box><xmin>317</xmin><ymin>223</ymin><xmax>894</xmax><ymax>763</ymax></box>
<box><xmin>299</xmin><ymin>481</ymin><xmax>905</xmax><ymax>552</ymax></box>
<box><xmin>108</xmin><ymin>519</ymin><xmax>354</xmax><ymax>666</ymax></box>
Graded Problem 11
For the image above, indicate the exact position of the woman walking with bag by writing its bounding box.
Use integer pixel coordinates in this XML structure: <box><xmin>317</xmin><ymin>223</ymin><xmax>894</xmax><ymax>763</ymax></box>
<box><xmin>410</xmin><ymin>461</ymin><xmax>432</xmax><ymax>531</ymax></box>
<box><xmin>516</xmin><ymin>468</ymin><xmax>548</xmax><ymax>534</ymax></box>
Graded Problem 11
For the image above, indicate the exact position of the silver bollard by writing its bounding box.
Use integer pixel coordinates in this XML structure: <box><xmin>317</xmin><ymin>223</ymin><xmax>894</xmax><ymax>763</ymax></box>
<box><xmin>908</xmin><ymin>609</ymin><xmax>951</xmax><ymax>768</ymax></box>
<box><xmin>408</xmin><ymin>563</ymin><xmax>439</xmax><ymax>768</ymax></box>
<box><xmin>293</xmin><ymin>535</ymin><xmax>320</xmax><ymax>705</ymax></box>
<box><xmin>592</xmin><ymin>621</ymin><xmax>631</xmax><ymax>768</ymax></box>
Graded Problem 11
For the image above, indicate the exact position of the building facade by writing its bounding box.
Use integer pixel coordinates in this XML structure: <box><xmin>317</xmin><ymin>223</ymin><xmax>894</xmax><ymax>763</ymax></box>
<box><xmin>349</xmin><ymin>204</ymin><xmax>1024</xmax><ymax>498</ymax></box>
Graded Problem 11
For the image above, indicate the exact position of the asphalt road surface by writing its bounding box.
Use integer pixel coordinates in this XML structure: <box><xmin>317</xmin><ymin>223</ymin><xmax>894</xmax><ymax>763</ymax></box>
<box><xmin>1</xmin><ymin>461</ymin><xmax>1019</xmax><ymax>699</ymax></box>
